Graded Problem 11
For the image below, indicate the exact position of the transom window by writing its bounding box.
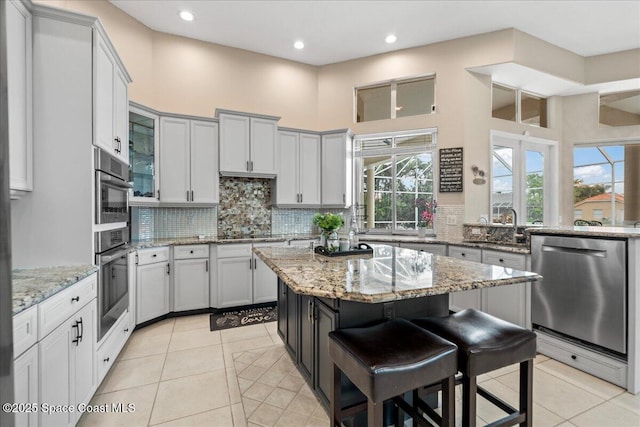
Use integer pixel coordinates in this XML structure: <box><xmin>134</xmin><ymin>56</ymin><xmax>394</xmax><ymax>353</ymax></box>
<box><xmin>355</xmin><ymin>75</ymin><xmax>435</xmax><ymax>123</ymax></box>
<box><xmin>492</xmin><ymin>83</ymin><xmax>548</xmax><ymax>128</ymax></box>
<box><xmin>354</xmin><ymin>130</ymin><xmax>437</xmax><ymax>233</ymax></box>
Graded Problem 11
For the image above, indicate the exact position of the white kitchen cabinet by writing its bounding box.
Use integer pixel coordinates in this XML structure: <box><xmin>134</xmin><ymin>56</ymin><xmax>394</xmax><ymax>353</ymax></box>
<box><xmin>94</xmin><ymin>30</ymin><xmax>130</xmax><ymax>164</ymax></box>
<box><xmin>13</xmin><ymin>344</ymin><xmax>38</xmax><ymax>427</ymax></box>
<box><xmin>173</xmin><ymin>245</ymin><xmax>210</xmax><ymax>311</ymax></box>
<box><xmin>321</xmin><ymin>131</ymin><xmax>353</xmax><ymax>207</ymax></box>
<box><xmin>96</xmin><ymin>310</ymin><xmax>131</xmax><ymax>384</ymax></box>
<box><xmin>448</xmin><ymin>246</ymin><xmax>482</xmax><ymax>312</ymax></box>
<box><xmin>481</xmin><ymin>250</ymin><xmax>529</xmax><ymax>328</ymax></box>
<box><xmin>218</xmin><ymin>111</ymin><xmax>279</xmax><ymax>177</ymax></box>
<box><xmin>252</xmin><ymin>242</ymin><xmax>286</xmax><ymax>304</ymax></box>
<box><xmin>400</xmin><ymin>242</ymin><xmax>447</xmax><ymax>256</ymax></box>
<box><xmin>136</xmin><ymin>247</ymin><xmax>170</xmax><ymax>324</ymax></box>
<box><xmin>159</xmin><ymin>117</ymin><xmax>218</xmax><ymax>204</ymax></box>
<box><xmin>7</xmin><ymin>0</ymin><xmax>33</xmax><ymax>198</ymax></box>
<box><xmin>39</xmin><ymin>298</ymin><xmax>96</xmax><ymax>427</ymax></box>
<box><xmin>276</xmin><ymin>130</ymin><xmax>321</xmax><ymax>206</ymax></box>
<box><xmin>217</xmin><ymin>244</ymin><xmax>254</xmax><ymax>308</ymax></box>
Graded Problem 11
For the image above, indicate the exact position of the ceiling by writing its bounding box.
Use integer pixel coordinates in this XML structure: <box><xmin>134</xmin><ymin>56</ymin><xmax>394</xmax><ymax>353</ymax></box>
<box><xmin>109</xmin><ymin>1</ymin><xmax>640</xmax><ymax>67</ymax></box>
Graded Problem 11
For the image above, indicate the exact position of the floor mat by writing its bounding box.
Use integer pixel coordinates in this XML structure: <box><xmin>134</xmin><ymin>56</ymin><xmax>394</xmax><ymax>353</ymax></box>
<box><xmin>209</xmin><ymin>305</ymin><xmax>277</xmax><ymax>331</ymax></box>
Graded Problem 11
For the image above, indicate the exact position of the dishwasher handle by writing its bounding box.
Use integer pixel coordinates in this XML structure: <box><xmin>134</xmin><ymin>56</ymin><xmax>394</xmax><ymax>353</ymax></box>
<box><xmin>541</xmin><ymin>244</ymin><xmax>607</xmax><ymax>257</ymax></box>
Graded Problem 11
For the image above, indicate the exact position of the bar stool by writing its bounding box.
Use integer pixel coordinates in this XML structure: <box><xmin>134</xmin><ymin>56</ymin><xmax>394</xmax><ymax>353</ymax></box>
<box><xmin>328</xmin><ymin>318</ymin><xmax>458</xmax><ymax>427</ymax></box>
<box><xmin>412</xmin><ymin>309</ymin><xmax>537</xmax><ymax>427</ymax></box>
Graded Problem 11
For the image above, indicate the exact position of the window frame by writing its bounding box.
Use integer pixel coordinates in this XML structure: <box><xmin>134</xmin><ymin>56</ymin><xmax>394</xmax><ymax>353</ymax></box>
<box><xmin>491</xmin><ymin>83</ymin><xmax>548</xmax><ymax>128</ymax></box>
<box><xmin>490</xmin><ymin>130</ymin><xmax>558</xmax><ymax>226</ymax></box>
<box><xmin>354</xmin><ymin>128</ymin><xmax>438</xmax><ymax>234</ymax></box>
<box><xmin>354</xmin><ymin>74</ymin><xmax>436</xmax><ymax>123</ymax></box>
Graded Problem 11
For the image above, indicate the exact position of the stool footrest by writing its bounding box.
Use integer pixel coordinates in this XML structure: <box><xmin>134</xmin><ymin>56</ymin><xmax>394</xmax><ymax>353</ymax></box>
<box><xmin>413</xmin><ymin>391</ymin><xmax>443</xmax><ymax>426</ymax></box>
<box><xmin>485</xmin><ymin>411</ymin><xmax>527</xmax><ymax>427</ymax></box>
<box><xmin>392</xmin><ymin>396</ymin><xmax>436</xmax><ymax>427</ymax></box>
<box><xmin>477</xmin><ymin>385</ymin><xmax>517</xmax><ymax>415</ymax></box>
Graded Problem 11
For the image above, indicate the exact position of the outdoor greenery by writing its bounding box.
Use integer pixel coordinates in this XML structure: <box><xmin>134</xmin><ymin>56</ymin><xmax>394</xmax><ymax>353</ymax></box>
<box><xmin>573</xmin><ymin>179</ymin><xmax>606</xmax><ymax>203</ymax></box>
<box><xmin>526</xmin><ymin>173</ymin><xmax>543</xmax><ymax>223</ymax></box>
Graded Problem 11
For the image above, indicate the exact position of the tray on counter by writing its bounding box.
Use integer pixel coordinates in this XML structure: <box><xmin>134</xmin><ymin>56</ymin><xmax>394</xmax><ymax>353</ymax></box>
<box><xmin>314</xmin><ymin>243</ymin><xmax>373</xmax><ymax>257</ymax></box>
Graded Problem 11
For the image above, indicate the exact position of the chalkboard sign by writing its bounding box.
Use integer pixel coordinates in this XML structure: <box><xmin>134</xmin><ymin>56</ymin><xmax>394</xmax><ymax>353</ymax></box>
<box><xmin>439</xmin><ymin>147</ymin><xmax>463</xmax><ymax>192</ymax></box>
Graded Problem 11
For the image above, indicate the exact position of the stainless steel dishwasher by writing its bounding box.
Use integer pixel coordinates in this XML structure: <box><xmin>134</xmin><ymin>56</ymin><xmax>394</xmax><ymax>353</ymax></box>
<box><xmin>531</xmin><ymin>235</ymin><xmax>627</xmax><ymax>357</ymax></box>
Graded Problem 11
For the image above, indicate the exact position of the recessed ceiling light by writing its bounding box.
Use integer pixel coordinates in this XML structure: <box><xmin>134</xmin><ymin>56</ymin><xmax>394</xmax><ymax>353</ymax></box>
<box><xmin>294</xmin><ymin>40</ymin><xmax>305</xmax><ymax>50</ymax></box>
<box><xmin>385</xmin><ymin>34</ymin><xmax>397</xmax><ymax>44</ymax></box>
<box><xmin>179</xmin><ymin>11</ymin><xmax>194</xmax><ymax>22</ymax></box>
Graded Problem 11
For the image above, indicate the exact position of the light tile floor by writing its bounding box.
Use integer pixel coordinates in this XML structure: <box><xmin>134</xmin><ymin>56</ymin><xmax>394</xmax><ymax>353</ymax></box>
<box><xmin>78</xmin><ymin>314</ymin><xmax>640</xmax><ymax>426</ymax></box>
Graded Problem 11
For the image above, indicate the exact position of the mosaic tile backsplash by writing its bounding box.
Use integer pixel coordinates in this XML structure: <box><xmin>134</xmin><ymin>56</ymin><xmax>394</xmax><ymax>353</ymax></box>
<box><xmin>217</xmin><ymin>177</ymin><xmax>272</xmax><ymax>236</ymax></box>
<box><xmin>131</xmin><ymin>207</ymin><xmax>218</xmax><ymax>240</ymax></box>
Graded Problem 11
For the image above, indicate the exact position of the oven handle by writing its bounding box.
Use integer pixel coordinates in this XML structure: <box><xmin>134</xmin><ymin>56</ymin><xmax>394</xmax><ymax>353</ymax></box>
<box><xmin>97</xmin><ymin>248</ymin><xmax>130</xmax><ymax>265</ymax></box>
<box><xmin>97</xmin><ymin>170</ymin><xmax>133</xmax><ymax>189</ymax></box>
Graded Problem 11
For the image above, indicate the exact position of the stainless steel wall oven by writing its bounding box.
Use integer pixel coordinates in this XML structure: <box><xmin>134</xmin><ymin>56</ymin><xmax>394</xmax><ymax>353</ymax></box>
<box><xmin>95</xmin><ymin>147</ymin><xmax>131</xmax><ymax>224</ymax></box>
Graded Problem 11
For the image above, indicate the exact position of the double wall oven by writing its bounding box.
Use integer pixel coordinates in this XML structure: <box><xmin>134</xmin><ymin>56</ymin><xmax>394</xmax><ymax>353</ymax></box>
<box><xmin>95</xmin><ymin>148</ymin><xmax>132</xmax><ymax>341</ymax></box>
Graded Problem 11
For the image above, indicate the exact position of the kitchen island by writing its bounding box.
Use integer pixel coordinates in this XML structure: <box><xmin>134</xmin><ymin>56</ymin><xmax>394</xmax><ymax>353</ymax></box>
<box><xmin>253</xmin><ymin>244</ymin><xmax>541</xmax><ymax>409</ymax></box>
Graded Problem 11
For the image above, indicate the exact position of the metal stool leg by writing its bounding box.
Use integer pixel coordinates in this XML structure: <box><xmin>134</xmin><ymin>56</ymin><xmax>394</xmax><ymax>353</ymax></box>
<box><xmin>520</xmin><ymin>360</ymin><xmax>533</xmax><ymax>427</ymax></box>
<box><xmin>462</xmin><ymin>375</ymin><xmax>477</xmax><ymax>427</ymax></box>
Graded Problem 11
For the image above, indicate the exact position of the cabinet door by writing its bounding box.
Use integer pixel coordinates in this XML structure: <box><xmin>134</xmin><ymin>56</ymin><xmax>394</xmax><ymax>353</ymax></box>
<box><xmin>95</xmin><ymin>35</ymin><xmax>116</xmax><ymax>155</ymax></box>
<box><xmin>217</xmin><ymin>257</ymin><xmax>253</xmax><ymax>308</ymax></box>
<box><xmin>285</xmin><ymin>284</ymin><xmax>298</xmax><ymax>356</ymax></box>
<box><xmin>73</xmin><ymin>301</ymin><xmax>97</xmax><ymax>415</ymax></box>
<box><xmin>253</xmin><ymin>255</ymin><xmax>278</xmax><ymax>304</ymax></box>
<box><xmin>322</xmin><ymin>133</ymin><xmax>351</xmax><ymax>207</ymax></box>
<box><xmin>448</xmin><ymin>246</ymin><xmax>482</xmax><ymax>312</ymax></box>
<box><xmin>190</xmin><ymin>120</ymin><xmax>218</xmax><ymax>204</ymax></box>
<box><xmin>113</xmin><ymin>68</ymin><xmax>129</xmax><ymax>164</ymax></box>
<box><xmin>299</xmin><ymin>133</ymin><xmax>321</xmax><ymax>205</ymax></box>
<box><xmin>7</xmin><ymin>0</ymin><xmax>32</xmax><ymax>193</ymax></box>
<box><xmin>298</xmin><ymin>295</ymin><xmax>313</xmax><ymax>381</ymax></box>
<box><xmin>159</xmin><ymin>117</ymin><xmax>190</xmax><ymax>203</ymax></box>
<box><xmin>14</xmin><ymin>345</ymin><xmax>38</xmax><ymax>427</ymax></box>
<box><xmin>482</xmin><ymin>250</ymin><xmax>528</xmax><ymax>327</ymax></box>
<box><xmin>277</xmin><ymin>280</ymin><xmax>287</xmax><ymax>342</ymax></box>
<box><xmin>39</xmin><ymin>318</ymin><xmax>73</xmax><ymax>427</ymax></box>
<box><xmin>174</xmin><ymin>258</ymin><xmax>210</xmax><ymax>311</ymax></box>
<box><xmin>219</xmin><ymin>114</ymin><xmax>250</xmax><ymax>174</ymax></box>
<box><xmin>136</xmin><ymin>262</ymin><xmax>170</xmax><ymax>324</ymax></box>
<box><xmin>250</xmin><ymin>117</ymin><xmax>277</xmax><ymax>175</ymax></box>
<box><xmin>314</xmin><ymin>299</ymin><xmax>337</xmax><ymax>403</ymax></box>
<box><xmin>276</xmin><ymin>131</ymin><xmax>299</xmax><ymax>205</ymax></box>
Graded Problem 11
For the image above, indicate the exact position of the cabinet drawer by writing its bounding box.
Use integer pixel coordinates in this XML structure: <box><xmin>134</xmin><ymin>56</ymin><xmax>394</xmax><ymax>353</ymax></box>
<box><xmin>38</xmin><ymin>273</ymin><xmax>97</xmax><ymax>340</ymax></box>
<box><xmin>482</xmin><ymin>250</ymin><xmax>526</xmax><ymax>270</ymax></box>
<box><xmin>448</xmin><ymin>246</ymin><xmax>482</xmax><ymax>262</ymax></box>
<box><xmin>97</xmin><ymin>311</ymin><xmax>131</xmax><ymax>383</ymax></box>
<box><xmin>137</xmin><ymin>247</ymin><xmax>170</xmax><ymax>265</ymax></box>
<box><xmin>174</xmin><ymin>244</ymin><xmax>209</xmax><ymax>259</ymax></box>
<box><xmin>217</xmin><ymin>243</ymin><xmax>252</xmax><ymax>258</ymax></box>
<box><xmin>13</xmin><ymin>305</ymin><xmax>38</xmax><ymax>358</ymax></box>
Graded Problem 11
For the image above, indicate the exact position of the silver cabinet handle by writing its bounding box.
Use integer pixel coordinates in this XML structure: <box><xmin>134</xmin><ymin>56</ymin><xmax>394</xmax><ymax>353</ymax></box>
<box><xmin>205</xmin><ymin>260</ymin><xmax>209</xmax><ymax>272</ymax></box>
<box><xmin>247</xmin><ymin>161</ymin><xmax>250</xmax><ymax>171</ymax></box>
<box><xmin>191</xmin><ymin>190</ymin><xmax>194</xmax><ymax>201</ymax></box>
<box><xmin>167</xmin><ymin>263</ymin><xmax>171</xmax><ymax>275</ymax></box>
<box><xmin>186</xmin><ymin>190</ymin><xmax>190</xmax><ymax>201</ymax></box>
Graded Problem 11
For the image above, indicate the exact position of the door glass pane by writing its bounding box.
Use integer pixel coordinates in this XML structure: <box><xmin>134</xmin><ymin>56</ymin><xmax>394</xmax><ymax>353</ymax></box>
<box><xmin>525</xmin><ymin>150</ymin><xmax>544</xmax><ymax>224</ymax></box>
<box><xmin>356</xmin><ymin>85</ymin><xmax>391</xmax><ymax>122</ymax></box>
<box><xmin>492</xmin><ymin>84</ymin><xmax>516</xmax><ymax>121</ymax></box>
<box><xmin>395</xmin><ymin>153</ymin><xmax>434</xmax><ymax>230</ymax></box>
<box><xmin>129</xmin><ymin>111</ymin><xmax>156</xmax><ymax>198</ymax></box>
<box><xmin>363</xmin><ymin>155</ymin><xmax>393</xmax><ymax>230</ymax></box>
<box><xmin>492</xmin><ymin>146</ymin><xmax>513</xmax><ymax>222</ymax></box>
<box><xmin>396</xmin><ymin>78</ymin><xmax>434</xmax><ymax>118</ymax></box>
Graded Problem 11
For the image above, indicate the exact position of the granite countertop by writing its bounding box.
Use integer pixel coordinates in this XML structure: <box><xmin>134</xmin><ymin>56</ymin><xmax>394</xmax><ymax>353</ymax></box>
<box><xmin>528</xmin><ymin>226</ymin><xmax>640</xmax><ymax>239</ymax></box>
<box><xmin>12</xmin><ymin>265</ymin><xmax>99</xmax><ymax>315</ymax></box>
<box><xmin>132</xmin><ymin>233</ymin><xmax>317</xmax><ymax>249</ymax></box>
<box><xmin>358</xmin><ymin>234</ymin><xmax>531</xmax><ymax>254</ymax></box>
<box><xmin>253</xmin><ymin>244</ymin><xmax>541</xmax><ymax>304</ymax></box>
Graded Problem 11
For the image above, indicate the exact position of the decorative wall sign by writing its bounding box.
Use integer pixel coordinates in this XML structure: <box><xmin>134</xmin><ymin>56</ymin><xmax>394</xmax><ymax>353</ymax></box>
<box><xmin>439</xmin><ymin>147</ymin><xmax>463</xmax><ymax>192</ymax></box>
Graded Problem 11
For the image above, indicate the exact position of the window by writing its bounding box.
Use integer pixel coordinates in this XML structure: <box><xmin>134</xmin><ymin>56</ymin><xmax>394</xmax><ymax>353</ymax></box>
<box><xmin>573</xmin><ymin>142</ymin><xmax>640</xmax><ymax>226</ymax></box>
<box><xmin>492</xmin><ymin>83</ymin><xmax>548</xmax><ymax>128</ymax></box>
<box><xmin>491</xmin><ymin>131</ymin><xmax>557</xmax><ymax>225</ymax></box>
<box><xmin>356</xmin><ymin>76</ymin><xmax>435</xmax><ymax>122</ymax></box>
<box><xmin>355</xmin><ymin>130</ymin><xmax>436</xmax><ymax>233</ymax></box>
<box><xmin>599</xmin><ymin>89</ymin><xmax>640</xmax><ymax>127</ymax></box>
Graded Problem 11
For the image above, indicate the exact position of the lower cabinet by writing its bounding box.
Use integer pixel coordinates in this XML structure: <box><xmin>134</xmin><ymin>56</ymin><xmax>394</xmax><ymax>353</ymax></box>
<box><xmin>277</xmin><ymin>279</ymin><xmax>297</xmax><ymax>356</ymax></box>
<box><xmin>173</xmin><ymin>245</ymin><xmax>210</xmax><ymax>311</ymax></box>
<box><xmin>39</xmin><ymin>299</ymin><xmax>96</xmax><ymax>427</ymax></box>
<box><xmin>136</xmin><ymin>247</ymin><xmax>170</xmax><ymax>324</ymax></box>
<box><xmin>217</xmin><ymin>244</ymin><xmax>253</xmax><ymax>308</ymax></box>
<box><xmin>13</xmin><ymin>345</ymin><xmax>38</xmax><ymax>427</ymax></box>
<box><xmin>448</xmin><ymin>246</ymin><xmax>483</xmax><ymax>312</ymax></box>
<box><xmin>96</xmin><ymin>310</ymin><xmax>131</xmax><ymax>384</ymax></box>
<box><xmin>399</xmin><ymin>242</ymin><xmax>447</xmax><ymax>256</ymax></box>
<box><xmin>481</xmin><ymin>250</ymin><xmax>529</xmax><ymax>328</ymax></box>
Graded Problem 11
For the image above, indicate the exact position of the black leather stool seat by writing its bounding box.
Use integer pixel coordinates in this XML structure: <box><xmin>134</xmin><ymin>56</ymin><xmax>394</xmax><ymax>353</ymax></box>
<box><xmin>412</xmin><ymin>308</ymin><xmax>536</xmax><ymax>377</ymax></box>
<box><xmin>329</xmin><ymin>318</ymin><xmax>458</xmax><ymax>426</ymax></box>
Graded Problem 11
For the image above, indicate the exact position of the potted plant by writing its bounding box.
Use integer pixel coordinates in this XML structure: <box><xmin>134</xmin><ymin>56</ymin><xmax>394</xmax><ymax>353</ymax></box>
<box><xmin>414</xmin><ymin>198</ymin><xmax>436</xmax><ymax>237</ymax></box>
<box><xmin>312</xmin><ymin>213</ymin><xmax>344</xmax><ymax>247</ymax></box>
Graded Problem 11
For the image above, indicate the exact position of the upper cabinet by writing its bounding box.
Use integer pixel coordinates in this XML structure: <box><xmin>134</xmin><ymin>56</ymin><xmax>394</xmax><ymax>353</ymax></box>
<box><xmin>159</xmin><ymin>116</ymin><xmax>219</xmax><ymax>205</ymax></box>
<box><xmin>95</xmin><ymin>30</ymin><xmax>130</xmax><ymax>164</ymax></box>
<box><xmin>218</xmin><ymin>110</ymin><xmax>279</xmax><ymax>177</ymax></box>
<box><xmin>129</xmin><ymin>103</ymin><xmax>160</xmax><ymax>205</ymax></box>
<box><xmin>321</xmin><ymin>130</ymin><xmax>353</xmax><ymax>208</ymax></box>
<box><xmin>7</xmin><ymin>0</ymin><xmax>33</xmax><ymax>199</ymax></box>
<box><xmin>275</xmin><ymin>130</ymin><xmax>321</xmax><ymax>207</ymax></box>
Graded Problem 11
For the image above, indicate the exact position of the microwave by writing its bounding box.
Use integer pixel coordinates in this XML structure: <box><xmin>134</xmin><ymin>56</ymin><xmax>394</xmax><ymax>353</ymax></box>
<box><xmin>95</xmin><ymin>148</ymin><xmax>132</xmax><ymax>224</ymax></box>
